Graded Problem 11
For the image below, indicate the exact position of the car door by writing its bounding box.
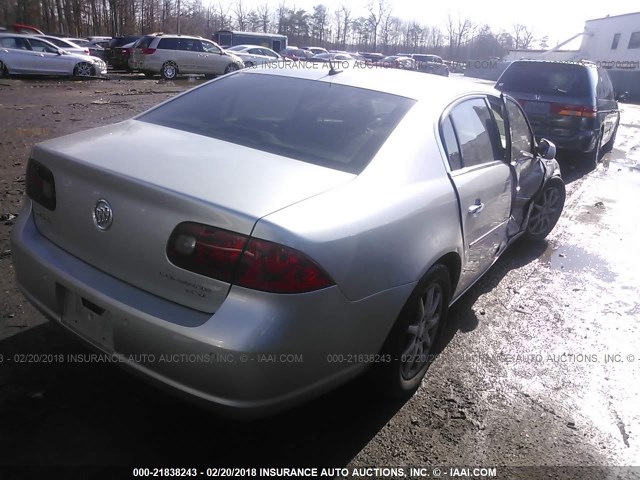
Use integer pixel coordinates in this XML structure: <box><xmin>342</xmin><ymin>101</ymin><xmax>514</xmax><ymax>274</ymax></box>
<box><xmin>441</xmin><ymin>97</ymin><xmax>513</xmax><ymax>294</ymax></box>
<box><xmin>487</xmin><ymin>95</ymin><xmax>545</xmax><ymax>231</ymax></box>
<box><xmin>596</xmin><ymin>69</ymin><xmax>620</xmax><ymax>146</ymax></box>
<box><xmin>201</xmin><ymin>40</ymin><xmax>227</xmax><ymax>74</ymax></box>
<box><xmin>176</xmin><ymin>38</ymin><xmax>202</xmax><ymax>73</ymax></box>
<box><xmin>23</xmin><ymin>38</ymin><xmax>68</xmax><ymax>74</ymax></box>
<box><xmin>0</xmin><ymin>36</ymin><xmax>34</xmax><ymax>73</ymax></box>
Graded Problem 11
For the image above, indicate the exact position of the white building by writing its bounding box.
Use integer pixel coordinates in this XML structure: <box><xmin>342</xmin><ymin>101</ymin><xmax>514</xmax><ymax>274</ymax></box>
<box><xmin>579</xmin><ymin>12</ymin><xmax>640</xmax><ymax>69</ymax></box>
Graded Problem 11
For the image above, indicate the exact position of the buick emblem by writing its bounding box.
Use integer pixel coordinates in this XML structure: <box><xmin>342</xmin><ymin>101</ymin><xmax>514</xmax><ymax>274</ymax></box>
<box><xmin>93</xmin><ymin>199</ymin><xmax>113</xmax><ymax>231</ymax></box>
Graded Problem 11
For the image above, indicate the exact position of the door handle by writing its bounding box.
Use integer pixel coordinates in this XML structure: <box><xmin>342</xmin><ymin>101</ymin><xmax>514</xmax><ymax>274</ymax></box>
<box><xmin>468</xmin><ymin>202</ymin><xmax>485</xmax><ymax>215</ymax></box>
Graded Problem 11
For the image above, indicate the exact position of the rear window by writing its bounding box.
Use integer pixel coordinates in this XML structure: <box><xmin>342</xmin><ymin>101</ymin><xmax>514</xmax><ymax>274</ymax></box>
<box><xmin>496</xmin><ymin>62</ymin><xmax>591</xmax><ymax>97</ymax></box>
<box><xmin>135</xmin><ymin>36</ymin><xmax>155</xmax><ymax>49</ymax></box>
<box><xmin>139</xmin><ymin>73</ymin><xmax>415</xmax><ymax>174</ymax></box>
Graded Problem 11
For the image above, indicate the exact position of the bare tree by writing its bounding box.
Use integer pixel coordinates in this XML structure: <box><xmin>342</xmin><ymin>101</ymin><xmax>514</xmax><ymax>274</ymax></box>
<box><xmin>256</xmin><ymin>3</ymin><xmax>270</xmax><ymax>33</ymax></box>
<box><xmin>513</xmin><ymin>24</ymin><xmax>534</xmax><ymax>49</ymax></box>
<box><xmin>366</xmin><ymin>0</ymin><xmax>390</xmax><ymax>52</ymax></box>
<box><xmin>234</xmin><ymin>0</ymin><xmax>246</xmax><ymax>30</ymax></box>
<box><xmin>340</xmin><ymin>5</ymin><xmax>350</xmax><ymax>48</ymax></box>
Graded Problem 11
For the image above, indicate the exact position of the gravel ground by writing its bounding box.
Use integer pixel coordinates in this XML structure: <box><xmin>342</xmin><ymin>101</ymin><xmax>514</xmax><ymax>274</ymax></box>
<box><xmin>0</xmin><ymin>74</ymin><xmax>639</xmax><ymax>480</ymax></box>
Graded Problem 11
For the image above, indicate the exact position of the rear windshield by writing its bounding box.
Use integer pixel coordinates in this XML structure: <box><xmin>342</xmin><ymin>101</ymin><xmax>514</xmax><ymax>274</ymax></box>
<box><xmin>496</xmin><ymin>62</ymin><xmax>591</xmax><ymax>97</ymax></box>
<box><xmin>138</xmin><ymin>73</ymin><xmax>415</xmax><ymax>174</ymax></box>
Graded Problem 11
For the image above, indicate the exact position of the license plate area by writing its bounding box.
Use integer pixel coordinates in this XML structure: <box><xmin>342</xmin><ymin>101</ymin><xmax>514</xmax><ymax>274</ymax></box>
<box><xmin>61</xmin><ymin>286</ymin><xmax>114</xmax><ymax>351</ymax></box>
<box><xmin>524</xmin><ymin>101</ymin><xmax>549</xmax><ymax>114</ymax></box>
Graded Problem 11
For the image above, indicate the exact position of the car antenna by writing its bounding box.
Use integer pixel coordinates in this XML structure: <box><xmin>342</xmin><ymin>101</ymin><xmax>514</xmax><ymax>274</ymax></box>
<box><xmin>328</xmin><ymin>58</ymin><xmax>342</xmax><ymax>76</ymax></box>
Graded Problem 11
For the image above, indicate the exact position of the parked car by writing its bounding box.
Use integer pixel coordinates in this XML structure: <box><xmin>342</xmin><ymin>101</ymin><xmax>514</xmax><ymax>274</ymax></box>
<box><xmin>105</xmin><ymin>35</ymin><xmax>141</xmax><ymax>70</ymax></box>
<box><xmin>306</xmin><ymin>52</ymin><xmax>359</xmax><ymax>64</ymax></box>
<box><xmin>495</xmin><ymin>59</ymin><xmax>621</xmax><ymax>168</ymax></box>
<box><xmin>225</xmin><ymin>44</ymin><xmax>283</xmax><ymax>67</ymax></box>
<box><xmin>0</xmin><ymin>33</ymin><xmax>107</xmax><ymax>77</ymax></box>
<box><xmin>303</xmin><ymin>46</ymin><xmax>329</xmax><ymax>55</ymax></box>
<box><xmin>32</xmin><ymin>34</ymin><xmax>91</xmax><ymax>56</ymax></box>
<box><xmin>129</xmin><ymin>34</ymin><xmax>243</xmax><ymax>79</ymax></box>
<box><xmin>11</xmin><ymin>67</ymin><xmax>564</xmax><ymax>419</ymax></box>
<box><xmin>374</xmin><ymin>55</ymin><xmax>416</xmax><ymax>70</ymax></box>
<box><xmin>279</xmin><ymin>46</ymin><xmax>315</xmax><ymax>61</ymax></box>
<box><xmin>66</xmin><ymin>37</ymin><xmax>106</xmax><ymax>59</ymax></box>
<box><xmin>411</xmin><ymin>54</ymin><xmax>449</xmax><ymax>76</ymax></box>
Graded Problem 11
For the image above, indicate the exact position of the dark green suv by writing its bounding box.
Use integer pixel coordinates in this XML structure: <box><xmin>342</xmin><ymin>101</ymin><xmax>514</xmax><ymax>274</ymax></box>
<box><xmin>495</xmin><ymin>60</ymin><xmax>623</xmax><ymax>168</ymax></box>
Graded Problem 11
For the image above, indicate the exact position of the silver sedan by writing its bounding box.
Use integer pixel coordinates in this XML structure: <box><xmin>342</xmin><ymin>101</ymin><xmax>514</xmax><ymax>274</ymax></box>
<box><xmin>11</xmin><ymin>67</ymin><xmax>565</xmax><ymax>418</ymax></box>
<box><xmin>0</xmin><ymin>33</ymin><xmax>106</xmax><ymax>77</ymax></box>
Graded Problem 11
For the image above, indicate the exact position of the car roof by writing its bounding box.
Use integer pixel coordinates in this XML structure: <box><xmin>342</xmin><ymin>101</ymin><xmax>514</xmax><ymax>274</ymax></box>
<box><xmin>243</xmin><ymin>66</ymin><xmax>498</xmax><ymax>104</ymax></box>
<box><xmin>510</xmin><ymin>59</ymin><xmax>597</xmax><ymax>69</ymax></box>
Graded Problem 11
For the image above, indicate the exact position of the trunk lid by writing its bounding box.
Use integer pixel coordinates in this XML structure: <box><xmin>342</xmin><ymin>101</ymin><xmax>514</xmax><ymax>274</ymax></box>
<box><xmin>30</xmin><ymin>120</ymin><xmax>354</xmax><ymax>313</ymax></box>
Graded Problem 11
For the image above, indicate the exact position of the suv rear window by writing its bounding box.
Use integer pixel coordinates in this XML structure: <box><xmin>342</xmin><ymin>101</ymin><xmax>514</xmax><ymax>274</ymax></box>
<box><xmin>138</xmin><ymin>73</ymin><xmax>415</xmax><ymax>174</ymax></box>
<box><xmin>135</xmin><ymin>36</ymin><xmax>155</xmax><ymax>49</ymax></box>
<box><xmin>496</xmin><ymin>62</ymin><xmax>591</xmax><ymax>97</ymax></box>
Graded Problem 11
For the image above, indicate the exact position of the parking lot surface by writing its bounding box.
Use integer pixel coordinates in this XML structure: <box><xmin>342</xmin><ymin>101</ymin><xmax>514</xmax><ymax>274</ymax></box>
<box><xmin>0</xmin><ymin>74</ymin><xmax>639</xmax><ymax>478</ymax></box>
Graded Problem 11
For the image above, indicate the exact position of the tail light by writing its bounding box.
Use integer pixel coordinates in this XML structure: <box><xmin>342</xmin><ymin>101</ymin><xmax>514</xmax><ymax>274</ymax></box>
<box><xmin>83</xmin><ymin>49</ymin><xmax>90</xmax><ymax>55</ymax></box>
<box><xmin>26</xmin><ymin>159</ymin><xmax>56</xmax><ymax>211</ymax></box>
<box><xmin>550</xmin><ymin>104</ymin><xmax>597</xmax><ymax>118</ymax></box>
<box><xmin>167</xmin><ymin>222</ymin><xmax>335</xmax><ymax>294</ymax></box>
<box><xmin>141</xmin><ymin>48</ymin><xmax>156</xmax><ymax>55</ymax></box>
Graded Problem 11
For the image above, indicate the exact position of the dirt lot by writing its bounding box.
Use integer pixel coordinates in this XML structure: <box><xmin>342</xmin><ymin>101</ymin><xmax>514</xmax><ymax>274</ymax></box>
<box><xmin>1</xmin><ymin>74</ymin><xmax>639</xmax><ymax>479</ymax></box>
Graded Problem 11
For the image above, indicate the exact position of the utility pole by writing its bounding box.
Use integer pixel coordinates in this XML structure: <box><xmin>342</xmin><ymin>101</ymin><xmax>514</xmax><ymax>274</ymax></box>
<box><xmin>177</xmin><ymin>0</ymin><xmax>181</xmax><ymax>34</ymax></box>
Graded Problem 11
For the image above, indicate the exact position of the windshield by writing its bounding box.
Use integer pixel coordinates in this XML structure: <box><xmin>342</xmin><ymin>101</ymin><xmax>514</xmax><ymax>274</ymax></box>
<box><xmin>139</xmin><ymin>73</ymin><xmax>415</xmax><ymax>174</ymax></box>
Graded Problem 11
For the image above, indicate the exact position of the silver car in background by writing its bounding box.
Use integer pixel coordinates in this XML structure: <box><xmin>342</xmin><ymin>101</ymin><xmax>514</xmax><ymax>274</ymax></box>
<box><xmin>11</xmin><ymin>67</ymin><xmax>565</xmax><ymax>418</ymax></box>
<box><xmin>0</xmin><ymin>33</ymin><xmax>106</xmax><ymax>77</ymax></box>
<box><xmin>225</xmin><ymin>44</ymin><xmax>285</xmax><ymax>67</ymax></box>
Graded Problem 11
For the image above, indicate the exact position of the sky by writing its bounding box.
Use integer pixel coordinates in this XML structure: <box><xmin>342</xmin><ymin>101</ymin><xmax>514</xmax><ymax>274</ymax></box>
<box><xmin>235</xmin><ymin>0</ymin><xmax>640</xmax><ymax>49</ymax></box>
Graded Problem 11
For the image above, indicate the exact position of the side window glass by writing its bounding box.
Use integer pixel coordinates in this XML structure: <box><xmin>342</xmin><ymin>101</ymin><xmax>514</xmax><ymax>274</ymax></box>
<box><xmin>449</xmin><ymin>98</ymin><xmax>497</xmax><ymax>168</ymax></box>
<box><xmin>441</xmin><ymin>116</ymin><xmax>462</xmax><ymax>170</ymax></box>
<box><xmin>506</xmin><ymin>98</ymin><xmax>533</xmax><ymax>160</ymax></box>
<box><xmin>486</xmin><ymin>96</ymin><xmax>507</xmax><ymax>160</ymax></box>
<box><xmin>202</xmin><ymin>41</ymin><xmax>221</xmax><ymax>54</ymax></box>
<box><xmin>29</xmin><ymin>39</ymin><xmax>55</xmax><ymax>53</ymax></box>
<box><xmin>158</xmin><ymin>38</ymin><xmax>178</xmax><ymax>50</ymax></box>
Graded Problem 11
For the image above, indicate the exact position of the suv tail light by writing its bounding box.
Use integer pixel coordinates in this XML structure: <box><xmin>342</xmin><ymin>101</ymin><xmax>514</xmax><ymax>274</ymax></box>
<box><xmin>26</xmin><ymin>159</ymin><xmax>56</xmax><ymax>211</ymax></box>
<box><xmin>550</xmin><ymin>104</ymin><xmax>597</xmax><ymax>118</ymax></box>
<box><xmin>141</xmin><ymin>48</ymin><xmax>156</xmax><ymax>55</ymax></box>
<box><xmin>167</xmin><ymin>222</ymin><xmax>335</xmax><ymax>294</ymax></box>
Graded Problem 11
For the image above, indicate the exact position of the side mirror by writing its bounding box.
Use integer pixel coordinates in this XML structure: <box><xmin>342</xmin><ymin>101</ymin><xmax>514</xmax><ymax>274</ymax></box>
<box><xmin>56</xmin><ymin>49</ymin><xmax>63</xmax><ymax>55</ymax></box>
<box><xmin>615</xmin><ymin>91</ymin><xmax>629</xmax><ymax>102</ymax></box>
<box><xmin>537</xmin><ymin>138</ymin><xmax>556</xmax><ymax>160</ymax></box>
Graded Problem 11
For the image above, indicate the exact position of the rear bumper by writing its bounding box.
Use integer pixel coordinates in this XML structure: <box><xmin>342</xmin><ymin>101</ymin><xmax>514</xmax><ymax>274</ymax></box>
<box><xmin>536</xmin><ymin>129</ymin><xmax>598</xmax><ymax>154</ymax></box>
<box><xmin>10</xmin><ymin>202</ymin><xmax>413</xmax><ymax>419</ymax></box>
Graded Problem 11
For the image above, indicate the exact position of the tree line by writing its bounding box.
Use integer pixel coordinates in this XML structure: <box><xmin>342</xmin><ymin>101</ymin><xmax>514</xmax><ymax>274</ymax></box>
<box><xmin>1</xmin><ymin>0</ymin><xmax>546</xmax><ymax>59</ymax></box>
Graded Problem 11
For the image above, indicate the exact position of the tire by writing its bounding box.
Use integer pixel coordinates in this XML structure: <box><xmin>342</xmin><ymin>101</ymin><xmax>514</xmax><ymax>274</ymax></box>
<box><xmin>161</xmin><ymin>61</ymin><xmax>178</xmax><ymax>80</ymax></box>
<box><xmin>244</xmin><ymin>61</ymin><xmax>255</xmax><ymax>68</ymax></box>
<box><xmin>585</xmin><ymin>129</ymin><xmax>603</xmax><ymax>170</ymax></box>
<box><xmin>224</xmin><ymin>63</ymin><xmax>240</xmax><ymax>74</ymax></box>
<box><xmin>0</xmin><ymin>60</ymin><xmax>8</xmax><ymax>77</ymax></box>
<box><xmin>602</xmin><ymin>123</ymin><xmax>618</xmax><ymax>154</ymax></box>
<box><xmin>73</xmin><ymin>62</ymin><xmax>95</xmax><ymax>78</ymax></box>
<box><xmin>524</xmin><ymin>178</ymin><xmax>566</xmax><ymax>241</ymax></box>
<box><xmin>371</xmin><ymin>264</ymin><xmax>451</xmax><ymax>398</ymax></box>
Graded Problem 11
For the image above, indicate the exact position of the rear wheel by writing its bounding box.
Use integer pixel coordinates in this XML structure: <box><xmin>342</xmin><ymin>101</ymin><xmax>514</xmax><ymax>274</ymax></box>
<box><xmin>0</xmin><ymin>60</ymin><xmax>8</xmax><ymax>77</ymax></box>
<box><xmin>224</xmin><ymin>63</ymin><xmax>240</xmax><ymax>74</ymax></box>
<box><xmin>73</xmin><ymin>62</ymin><xmax>95</xmax><ymax>78</ymax></box>
<box><xmin>371</xmin><ymin>264</ymin><xmax>451</xmax><ymax>398</ymax></box>
<box><xmin>585</xmin><ymin>129</ymin><xmax>603</xmax><ymax>170</ymax></box>
<box><xmin>244</xmin><ymin>61</ymin><xmax>255</xmax><ymax>68</ymax></box>
<box><xmin>602</xmin><ymin>123</ymin><xmax>618</xmax><ymax>154</ymax></box>
<box><xmin>524</xmin><ymin>178</ymin><xmax>566</xmax><ymax>241</ymax></box>
<box><xmin>161</xmin><ymin>61</ymin><xmax>178</xmax><ymax>80</ymax></box>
